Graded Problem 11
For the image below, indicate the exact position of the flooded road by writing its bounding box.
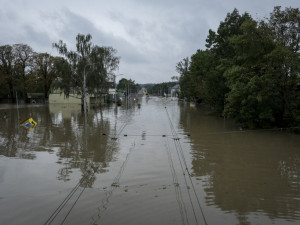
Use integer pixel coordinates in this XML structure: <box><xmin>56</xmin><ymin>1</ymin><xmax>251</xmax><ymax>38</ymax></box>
<box><xmin>0</xmin><ymin>97</ymin><xmax>299</xmax><ymax>225</ymax></box>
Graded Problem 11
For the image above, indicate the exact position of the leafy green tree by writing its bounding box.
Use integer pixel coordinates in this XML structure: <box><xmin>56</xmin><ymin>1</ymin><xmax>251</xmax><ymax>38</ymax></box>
<box><xmin>53</xmin><ymin>33</ymin><xmax>119</xmax><ymax>110</ymax></box>
<box><xmin>0</xmin><ymin>45</ymin><xmax>15</xmax><ymax>99</ymax></box>
<box><xmin>269</xmin><ymin>6</ymin><xmax>300</xmax><ymax>53</ymax></box>
<box><xmin>13</xmin><ymin>44</ymin><xmax>36</xmax><ymax>102</ymax></box>
<box><xmin>204</xmin><ymin>9</ymin><xmax>252</xmax><ymax>113</ymax></box>
<box><xmin>117</xmin><ymin>78</ymin><xmax>140</xmax><ymax>96</ymax></box>
<box><xmin>176</xmin><ymin>57</ymin><xmax>191</xmax><ymax>100</ymax></box>
<box><xmin>149</xmin><ymin>82</ymin><xmax>176</xmax><ymax>96</ymax></box>
<box><xmin>188</xmin><ymin>50</ymin><xmax>217</xmax><ymax>104</ymax></box>
<box><xmin>224</xmin><ymin>10</ymin><xmax>300</xmax><ymax>128</ymax></box>
<box><xmin>53</xmin><ymin>33</ymin><xmax>92</xmax><ymax>110</ymax></box>
<box><xmin>31</xmin><ymin>53</ymin><xmax>58</xmax><ymax>98</ymax></box>
<box><xmin>176</xmin><ymin>7</ymin><xmax>300</xmax><ymax>128</ymax></box>
<box><xmin>268</xmin><ymin>6</ymin><xmax>300</xmax><ymax>125</ymax></box>
<box><xmin>264</xmin><ymin>44</ymin><xmax>300</xmax><ymax>126</ymax></box>
<box><xmin>51</xmin><ymin>57</ymin><xmax>73</xmax><ymax>97</ymax></box>
<box><xmin>223</xmin><ymin>19</ymin><xmax>276</xmax><ymax>127</ymax></box>
<box><xmin>88</xmin><ymin>46</ymin><xmax>120</xmax><ymax>100</ymax></box>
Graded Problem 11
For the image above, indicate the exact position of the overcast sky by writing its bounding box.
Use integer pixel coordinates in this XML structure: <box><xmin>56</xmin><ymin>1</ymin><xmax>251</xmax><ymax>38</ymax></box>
<box><xmin>0</xmin><ymin>0</ymin><xmax>299</xmax><ymax>84</ymax></box>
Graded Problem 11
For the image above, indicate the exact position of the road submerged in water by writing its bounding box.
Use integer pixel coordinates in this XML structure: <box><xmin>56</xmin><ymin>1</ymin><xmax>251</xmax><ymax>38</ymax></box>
<box><xmin>0</xmin><ymin>97</ymin><xmax>300</xmax><ymax>225</ymax></box>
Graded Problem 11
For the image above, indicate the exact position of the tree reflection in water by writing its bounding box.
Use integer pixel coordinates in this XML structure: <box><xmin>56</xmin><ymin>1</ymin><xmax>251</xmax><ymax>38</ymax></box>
<box><xmin>179</xmin><ymin>103</ymin><xmax>300</xmax><ymax>224</ymax></box>
<box><xmin>0</xmin><ymin>104</ymin><xmax>121</xmax><ymax>188</ymax></box>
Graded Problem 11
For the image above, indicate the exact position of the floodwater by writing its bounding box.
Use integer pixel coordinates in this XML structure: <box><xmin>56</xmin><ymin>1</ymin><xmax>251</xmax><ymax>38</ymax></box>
<box><xmin>0</xmin><ymin>97</ymin><xmax>299</xmax><ymax>225</ymax></box>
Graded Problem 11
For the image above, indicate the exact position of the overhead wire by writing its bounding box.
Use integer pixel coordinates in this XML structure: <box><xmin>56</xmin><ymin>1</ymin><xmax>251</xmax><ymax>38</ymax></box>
<box><xmin>162</xmin><ymin>99</ymin><xmax>208</xmax><ymax>225</ymax></box>
<box><xmin>163</xmin><ymin>135</ymin><xmax>190</xmax><ymax>225</ymax></box>
<box><xmin>89</xmin><ymin>137</ymin><xmax>137</xmax><ymax>224</ymax></box>
<box><xmin>44</xmin><ymin>108</ymin><xmax>134</xmax><ymax>225</ymax></box>
<box><xmin>161</xmin><ymin>99</ymin><xmax>199</xmax><ymax>224</ymax></box>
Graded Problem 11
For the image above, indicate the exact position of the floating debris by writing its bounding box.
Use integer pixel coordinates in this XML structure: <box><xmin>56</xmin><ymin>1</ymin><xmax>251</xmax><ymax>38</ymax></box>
<box><xmin>20</xmin><ymin>117</ymin><xmax>37</xmax><ymax>130</ymax></box>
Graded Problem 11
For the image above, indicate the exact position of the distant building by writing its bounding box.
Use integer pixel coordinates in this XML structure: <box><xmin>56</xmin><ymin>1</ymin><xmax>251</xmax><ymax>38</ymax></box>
<box><xmin>170</xmin><ymin>84</ymin><xmax>180</xmax><ymax>97</ymax></box>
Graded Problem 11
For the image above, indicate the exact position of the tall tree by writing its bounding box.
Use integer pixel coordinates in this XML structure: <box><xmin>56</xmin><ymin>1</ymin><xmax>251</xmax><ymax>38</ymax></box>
<box><xmin>33</xmin><ymin>53</ymin><xmax>57</xmax><ymax>99</ymax></box>
<box><xmin>268</xmin><ymin>6</ymin><xmax>300</xmax><ymax>125</ymax></box>
<box><xmin>224</xmin><ymin>19</ymin><xmax>278</xmax><ymax>127</ymax></box>
<box><xmin>204</xmin><ymin>9</ymin><xmax>252</xmax><ymax>113</ymax></box>
<box><xmin>117</xmin><ymin>78</ymin><xmax>139</xmax><ymax>96</ymax></box>
<box><xmin>188</xmin><ymin>50</ymin><xmax>217</xmax><ymax>105</ymax></box>
<box><xmin>176</xmin><ymin>7</ymin><xmax>300</xmax><ymax>128</ymax></box>
<box><xmin>224</xmin><ymin>10</ymin><xmax>300</xmax><ymax>127</ymax></box>
<box><xmin>14</xmin><ymin>44</ymin><xmax>35</xmax><ymax>102</ymax></box>
<box><xmin>88</xmin><ymin>46</ymin><xmax>120</xmax><ymax>102</ymax></box>
<box><xmin>176</xmin><ymin>57</ymin><xmax>191</xmax><ymax>100</ymax></box>
<box><xmin>269</xmin><ymin>6</ymin><xmax>300</xmax><ymax>53</ymax></box>
<box><xmin>53</xmin><ymin>33</ymin><xmax>120</xmax><ymax>110</ymax></box>
<box><xmin>51</xmin><ymin>57</ymin><xmax>73</xmax><ymax>98</ymax></box>
<box><xmin>0</xmin><ymin>45</ymin><xmax>15</xmax><ymax>99</ymax></box>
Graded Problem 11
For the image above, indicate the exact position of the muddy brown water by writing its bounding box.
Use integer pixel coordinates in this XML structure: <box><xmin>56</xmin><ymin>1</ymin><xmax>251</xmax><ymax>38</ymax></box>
<box><xmin>0</xmin><ymin>97</ymin><xmax>299</xmax><ymax>225</ymax></box>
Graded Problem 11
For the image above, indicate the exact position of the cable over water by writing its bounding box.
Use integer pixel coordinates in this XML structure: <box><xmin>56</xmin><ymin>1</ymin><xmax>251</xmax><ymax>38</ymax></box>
<box><xmin>162</xmin><ymin>98</ymin><xmax>209</xmax><ymax>225</ymax></box>
<box><xmin>44</xmin><ymin>109</ymin><xmax>133</xmax><ymax>225</ymax></box>
<box><xmin>163</xmin><ymin>136</ymin><xmax>190</xmax><ymax>225</ymax></box>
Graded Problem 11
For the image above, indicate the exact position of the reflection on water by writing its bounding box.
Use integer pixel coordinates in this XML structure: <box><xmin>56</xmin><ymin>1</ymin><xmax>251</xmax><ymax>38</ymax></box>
<box><xmin>179</xmin><ymin>104</ymin><xmax>300</xmax><ymax>224</ymax></box>
<box><xmin>0</xmin><ymin>103</ymin><xmax>134</xmax><ymax>183</ymax></box>
<box><xmin>1</xmin><ymin>100</ymin><xmax>300</xmax><ymax>225</ymax></box>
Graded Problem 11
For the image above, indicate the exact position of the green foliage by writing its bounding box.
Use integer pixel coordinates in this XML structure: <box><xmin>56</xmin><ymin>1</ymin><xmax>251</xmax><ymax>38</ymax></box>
<box><xmin>0</xmin><ymin>45</ymin><xmax>15</xmax><ymax>98</ymax></box>
<box><xmin>53</xmin><ymin>33</ymin><xmax>120</xmax><ymax>109</ymax></box>
<box><xmin>117</xmin><ymin>78</ymin><xmax>140</xmax><ymax>95</ymax></box>
<box><xmin>146</xmin><ymin>82</ymin><xmax>177</xmax><ymax>96</ymax></box>
<box><xmin>0</xmin><ymin>44</ymin><xmax>36</xmax><ymax>100</ymax></box>
<box><xmin>177</xmin><ymin>6</ymin><xmax>300</xmax><ymax>128</ymax></box>
<box><xmin>0</xmin><ymin>33</ymin><xmax>120</xmax><ymax>105</ymax></box>
<box><xmin>51</xmin><ymin>57</ymin><xmax>73</xmax><ymax>97</ymax></box>
<box><xmin>33</xmin><ymin>53</ymin><xmax>57</xmax><ymax>98</ymax></box>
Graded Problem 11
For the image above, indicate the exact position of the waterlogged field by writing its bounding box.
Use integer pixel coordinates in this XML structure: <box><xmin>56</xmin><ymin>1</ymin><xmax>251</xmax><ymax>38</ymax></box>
<box><xmin>0</xmin><ymin>98</ymin><xmax>299</xmax><ymax>225</ymax></box>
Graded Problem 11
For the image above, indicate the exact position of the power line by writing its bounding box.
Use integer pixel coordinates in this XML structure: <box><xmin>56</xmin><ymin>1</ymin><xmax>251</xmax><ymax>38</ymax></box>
<box><xmin>163</xmin><ymin>100</ymin><xmax>208</xmax><ymax>225</ymax></box>
<box><xmin>163</xmin><ymin>136</ymin><xmax>190</xmax><ymax>225</ymax></box>
<box><xmin>44</xmin><ymin>109</ymin><xmax>133</xmax><ymax>225</ymax></box>
<box><xmin>89</xmin><ymin>138</ymin><xmax>137</xmax><ymax>224</ymax></box>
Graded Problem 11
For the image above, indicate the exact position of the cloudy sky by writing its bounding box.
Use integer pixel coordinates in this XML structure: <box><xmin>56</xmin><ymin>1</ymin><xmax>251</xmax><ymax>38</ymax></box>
<box><xmin>1</xmin><ymin>0</ymin><xmax>299</xmax><ymax>84</ymax></box>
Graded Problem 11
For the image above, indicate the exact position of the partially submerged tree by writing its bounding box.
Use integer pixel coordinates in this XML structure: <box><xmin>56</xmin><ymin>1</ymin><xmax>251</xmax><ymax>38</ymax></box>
<box><xmin>176</xmin><ymin>6</ymin><xmax>300</xmax><ymax>128</ymax></box>
<box><xmin>14</xmin><ymin>44</ymin><xmax>35</xmax><ymax>102</ymax></box>
<box><xmin>0</xmin><ymin>45</ymin><xmax>15</xmax><ymax>99</ymax></box>
<box><xmin>0</xmin><ymin>44</ymin><xmax>36</xmax><ymax>101</ymax></box>
<box><xmin>33</xmin><ymin>53</ymin><xmax>59</xmax><ymax>99</ymax></box>
<box><xmin>53</xmin><ymin>33</ymin><xmax>120</xmax><ymax>111</ymax></box>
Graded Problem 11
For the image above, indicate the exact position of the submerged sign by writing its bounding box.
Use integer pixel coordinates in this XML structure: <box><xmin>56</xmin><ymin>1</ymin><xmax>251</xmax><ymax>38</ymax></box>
<box><xmin>20</xmin><ymin>117</ymin><xmax>37</xmax><ymax>130</ymax></box>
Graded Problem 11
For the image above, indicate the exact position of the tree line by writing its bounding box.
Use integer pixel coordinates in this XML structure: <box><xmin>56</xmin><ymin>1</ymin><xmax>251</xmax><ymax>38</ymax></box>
<box><xmin>117</xmin><ymin>78</ymin><xmax>140</xmax><ymax>96</ymax></box>
<box><xmin>144</xmin><ymin>82</ymin><xmax>178</xmax><ymax>96</ymax></box>
<box><xmin>0</xmin><ymin>34</ymin><xmax>120</xmax><ymax>109</ymax></box>
<box><xmin>177</xmin><ymin>6</ymin><xmax>300</xmax><ymax>128</ymax></box>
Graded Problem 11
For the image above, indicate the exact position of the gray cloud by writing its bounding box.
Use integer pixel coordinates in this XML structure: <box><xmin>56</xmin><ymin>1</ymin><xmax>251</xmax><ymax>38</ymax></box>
<box><xmin>0</xmin><ymin>0</ymin><xmax>299</xmax><ymax>83</ymax></box>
